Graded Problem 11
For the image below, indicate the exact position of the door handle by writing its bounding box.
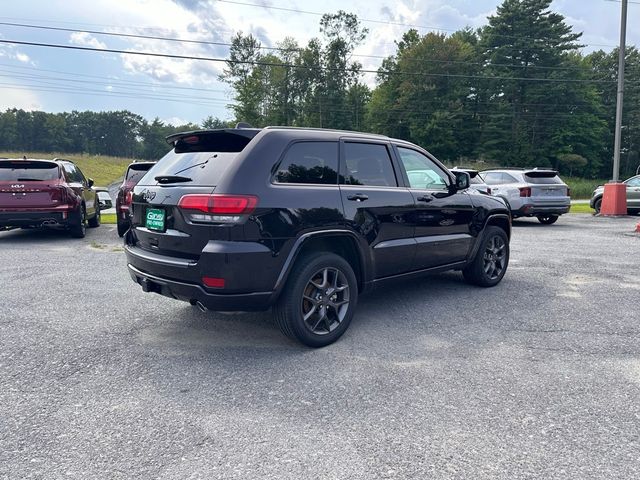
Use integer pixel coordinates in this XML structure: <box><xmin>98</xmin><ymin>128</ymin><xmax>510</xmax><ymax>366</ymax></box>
<box><xmin>347</xmin><ymin>193</ymin><xmax>369</xmax><ymax>202</ymax></box>
<box><xmin>417</xmin><ymin>195</ymin><xmax>433</xmax><ymax>203</ymax></box>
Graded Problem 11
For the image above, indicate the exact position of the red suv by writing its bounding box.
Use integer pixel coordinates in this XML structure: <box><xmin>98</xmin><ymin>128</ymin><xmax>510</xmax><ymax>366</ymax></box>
<box><xmin>0</xmin><ymin>158</ymin><xmax>100</xmax><ymax>238</ymax></box>
<box><xmin>116</xmin><ymin>162</ymin><xmax>156</xmax><ymax>237</ymax></box>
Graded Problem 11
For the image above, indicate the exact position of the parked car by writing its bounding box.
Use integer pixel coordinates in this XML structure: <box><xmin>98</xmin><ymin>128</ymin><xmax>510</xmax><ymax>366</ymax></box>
<box><xmin>125</xmin><ymin>126</ymin><xmax>511</xmax><ymax>347</ymax></box>
<box><xmin>116</xmin><ymin>161</ymin><xmax>156</xmax><ymax>237</ymax></box>
<box><xmin>0</xmin><ymin>157</ymin><xmax>100</xmax><ymax>237</ymax></box>
<box><xmin>590</xmin><ymin>175</ymin><xmax>640</xmax><ymax>215</ymax></box>
<box><xmin>480</xmin><ymin>168</ymin><xmax>570</xmax><ymax>224</ymax></box>
<box><xmin>451</xmin><ymin>168</ymin><xmax>491</xmax><ymax>195</ymax></box>
<box><xmin>95</xmin><ymin>187</ymin><xmax>113</xmax><ymax>210</ymax></box>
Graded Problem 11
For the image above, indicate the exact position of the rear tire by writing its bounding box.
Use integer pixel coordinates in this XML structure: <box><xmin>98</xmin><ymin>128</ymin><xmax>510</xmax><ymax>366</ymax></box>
<box><xmin>537</xmin><ymin>214</ymin><xmax>559</xmax><ymax>225</ymax></box>
<box><xmin>117</xmin><ymin>220</ymin><xmax>128</xmax><ymax>237</ymax></box>
<box><xmin>70</xmin><ymin>206</ymin><xmax>86</xmax><ymax>238</ymax></box>
<box><xmin>274</xmin><ymin>252</ymin><xmax>358</xmax><ymax>348</ymax></box>
<box><xmin>463</xmin><ymin>226</ymin><xmax>509</xmax><ymax>287</ymax></box>
<box><xmin>594</xmin><ymin>198</ymin><xmax>602</xmax><ymax>214</ymax></box>
<box><xmin>88</xmin><ymin>206</ymin><xmax>100</xmax><ymax>228</ymax></box>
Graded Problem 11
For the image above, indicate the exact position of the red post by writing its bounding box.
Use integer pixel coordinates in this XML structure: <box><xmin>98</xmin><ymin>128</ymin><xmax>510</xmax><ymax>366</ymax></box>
<box><xmin>600</xmin><ymin>183</ymin><xmax>627</xmax><ymax>215</ymax></box>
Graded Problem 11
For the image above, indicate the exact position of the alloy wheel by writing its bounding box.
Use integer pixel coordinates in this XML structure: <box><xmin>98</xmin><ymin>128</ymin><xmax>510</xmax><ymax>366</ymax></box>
<box><xmin>301</xmin><ymin>267</ymin><xmax>350</xmax><ymax>335</ymax></box>
<box><xmin>482</xmin><ymin>235</ymin><xmax>506</xmax><ymax>280</ymax></box>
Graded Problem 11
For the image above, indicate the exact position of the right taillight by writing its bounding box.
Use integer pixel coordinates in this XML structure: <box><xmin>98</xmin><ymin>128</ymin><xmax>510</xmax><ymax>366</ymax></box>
<box><xmin>519</xmin><ymin>187</ymin><xmax>532</xmax><ymax>197</ymax></box>
<box><xmin>178</xmin><ymin>194</ymin><xmax>258</xmax><ymax>224</ymax></box>
<box><xmin>125</xmin><ymin>191</ymin><xmax>133</xmax><ymax>205</ymax></box>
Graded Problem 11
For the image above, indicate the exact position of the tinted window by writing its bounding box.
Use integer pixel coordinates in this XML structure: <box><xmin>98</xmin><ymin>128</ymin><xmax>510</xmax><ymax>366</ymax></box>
<box><xmin>142</xmin><ymin>131</ymin><xmax>256</xmax><ymax>186</ymax></box>
<box><xmin>397</xmin><ymin>147</ymin><xmax>448</xmax><ymax>190</ymax></box>
<box><xmin>275</xmin><ymin>142</ymin><xmax>338</xmax><ymax>185</ymax></box>
<box><xmin>0</xmin><ymin>161</ymin><xmax>59</xmax><ymax>181</ymax></box>
<box><xmin>342</xmin><ymin>143</ymin><xmax>397</xmax><ymax>187</ymax></box>
<box><xmin>141</xmin><ymin>152</ymin><xmax>237</xmax><ymax>186</ymax></box>
<box><xmin>524</xmin><ymin>173</ymin><xmax>563</xmax><ymax>184</ymax></box>
<box><xmin>126</xmin><ymin>164</ymin><xmax>155</xmax><ymax>185</ymax></box>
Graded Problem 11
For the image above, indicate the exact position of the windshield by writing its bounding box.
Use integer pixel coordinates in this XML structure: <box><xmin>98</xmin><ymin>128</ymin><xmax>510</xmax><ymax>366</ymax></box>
<box><xmin>0</xmin><ymin>161</ymin><xmax>60</xmax><ymax>181</ymax></box>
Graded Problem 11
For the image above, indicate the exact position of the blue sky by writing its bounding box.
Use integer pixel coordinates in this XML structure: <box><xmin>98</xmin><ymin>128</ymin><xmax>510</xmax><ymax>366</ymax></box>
<box><xmin>0</xmin><ymin>0</ymin><xmax>637</xmax><ymax>126</ymax></box>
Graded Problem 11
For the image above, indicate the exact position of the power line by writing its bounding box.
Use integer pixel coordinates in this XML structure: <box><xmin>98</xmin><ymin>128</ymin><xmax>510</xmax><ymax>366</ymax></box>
<box><xmin>0</xmin><ymin>21</ymin><xmax>609</xmax><ymax>73</ymax></box>
<box><xmin>0</xmin><ymin>38</ymin><xmax>619</xmax><ymax>84</ymax></box>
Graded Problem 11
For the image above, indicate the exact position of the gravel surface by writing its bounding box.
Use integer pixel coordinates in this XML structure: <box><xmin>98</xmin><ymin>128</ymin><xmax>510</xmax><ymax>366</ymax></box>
<box><xmin>1</xmin><ymin>215</ymin><xmax>639</xmax><ymax>479</ymax></box>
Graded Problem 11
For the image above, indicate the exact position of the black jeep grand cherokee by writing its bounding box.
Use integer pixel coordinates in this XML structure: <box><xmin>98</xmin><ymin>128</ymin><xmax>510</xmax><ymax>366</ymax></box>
<box><xmin>125</xmin><ymin>126</ymin><xmax>510</xmax><ymax>347</ymax></box>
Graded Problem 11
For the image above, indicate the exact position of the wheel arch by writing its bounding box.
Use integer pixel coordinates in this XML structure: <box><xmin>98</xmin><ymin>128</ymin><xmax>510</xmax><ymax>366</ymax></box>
<box><xmin>273</xmin><ymin>230</ymin><xmax>371</xmax><ymax>298</ymax></box>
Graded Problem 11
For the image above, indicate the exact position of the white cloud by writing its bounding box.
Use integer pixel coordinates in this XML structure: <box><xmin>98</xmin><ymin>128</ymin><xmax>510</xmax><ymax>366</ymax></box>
<box><xmin>0</xmin><ymin>85</ymin><xmax>42</xmax><ymax>111</ymax></box>
<box><xmin>163</xmin><ymin>116</ymin><xmax>190</xmax><ymax>126</ymax></box>
<box><xmin>16</xmin><ymin>53</ymin><xmax>30</xmax><ymax>63</ymax></box>
<box><xmin>69</xmin><ymin>32</ymin><xmax>107</xmax><ymax>49</ymax></box>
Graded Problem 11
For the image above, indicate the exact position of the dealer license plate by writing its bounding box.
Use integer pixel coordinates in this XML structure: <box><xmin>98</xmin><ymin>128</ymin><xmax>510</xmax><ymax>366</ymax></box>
<box><xmin>145</xmin><ymin>208</ymin><xmax>165</xmax><ymax>231</ymax></box>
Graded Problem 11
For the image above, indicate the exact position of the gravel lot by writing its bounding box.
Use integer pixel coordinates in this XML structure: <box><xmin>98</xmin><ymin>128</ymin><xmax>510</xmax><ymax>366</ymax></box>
<box><xmin>1</xmin><ymin>215</ymin><xmax>639</xmax><ymax>479</ymax></box>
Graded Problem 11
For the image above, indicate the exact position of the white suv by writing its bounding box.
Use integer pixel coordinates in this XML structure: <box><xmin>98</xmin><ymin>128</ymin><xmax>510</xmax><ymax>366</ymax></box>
<box><xmin>480</xmin><ymin>168</ymin><xmax>570</xmax><ymax>224</ymax></box>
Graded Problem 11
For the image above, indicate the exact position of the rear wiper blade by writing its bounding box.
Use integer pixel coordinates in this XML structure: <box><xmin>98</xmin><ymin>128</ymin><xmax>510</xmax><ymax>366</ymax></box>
<box><xmin>16</xmin><ymin>178</ymin><xmax>44</xmax><ymax>181</ymax></box>
<box><xmin>155</xmin><ymin>175</ymin><xmax>192</xmax><ymax>184</ymax></box>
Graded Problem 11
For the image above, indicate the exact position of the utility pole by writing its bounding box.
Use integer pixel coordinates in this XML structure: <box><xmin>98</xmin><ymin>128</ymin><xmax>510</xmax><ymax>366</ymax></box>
<box><xmin>600</xmin><ymin>0</ymin><xmax>628</xmax><ymax>215</ymax></box>
<box><xmin>612</xmin><ymin>0</ymin><xmax>628</xmax><ymax>183</ymax></box>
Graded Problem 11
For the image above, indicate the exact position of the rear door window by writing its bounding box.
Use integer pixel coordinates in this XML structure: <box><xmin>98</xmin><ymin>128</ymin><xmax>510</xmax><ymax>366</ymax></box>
<box><xmin>341</xmin><ymin>142</ymin><xmax>397</xmax><ymax>187</ymax></box>
<box><xmin>482</xmin><ymin>172</ymin><xmax>503</xmax><ymax>185</ymax></box>
<box><xmin>274</xmin><ymin>142</ymin><xmax>339</xmax><ymax>185</ymax></box>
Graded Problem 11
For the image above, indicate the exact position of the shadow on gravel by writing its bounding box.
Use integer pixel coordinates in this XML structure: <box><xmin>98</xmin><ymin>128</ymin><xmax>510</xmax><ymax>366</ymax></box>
<box><xmin>0</xmin><ymin>227</ymin><xmax>104</xmax><ymax>243</ymax></box>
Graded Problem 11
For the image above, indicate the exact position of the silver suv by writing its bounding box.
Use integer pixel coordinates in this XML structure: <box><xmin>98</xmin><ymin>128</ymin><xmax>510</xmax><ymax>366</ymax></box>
<box><xmin>590</xmin><ymin>175</ymin><xmax>640</xmax><ymax>215</ymax></box>
<box><xmin>481</xmin><ymin>168</ymin><xmax>570</xmax><ymax>224</ymax></box>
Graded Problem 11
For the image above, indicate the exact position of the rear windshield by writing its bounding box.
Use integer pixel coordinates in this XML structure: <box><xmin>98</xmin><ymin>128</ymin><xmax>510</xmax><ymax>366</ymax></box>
<box><xmin>126</xmin><ymin>164</ymin><xmax>155</xmax><ymax>184</ymax></box>
<box><xmin>524</xmin><ymin>173</ymin><xmax>564</xmax><ymax>184</ymax></box>
<box><xmin>139</xmin><ymin>152</ymin><xmax>239</xmax><ymax>186</ymax></box>
<box><xmin>0</xmin><ymin>161</ymin><xmax>60</xmax><ymax>181</ymax></box>
<box><xmin>140</xmin><ymin>131</ymin><xmax>254</xmax><ymax>186</ymax></box>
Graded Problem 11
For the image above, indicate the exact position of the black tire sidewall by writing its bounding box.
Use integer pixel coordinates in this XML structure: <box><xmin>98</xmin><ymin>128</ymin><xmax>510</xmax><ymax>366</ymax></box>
<box><xmin>276</xmin><ymin>252</ymin><xmax>358</xmax><ymax>347</ymax></box>
<box><xmin>70</xmin><ymin>205</ymin><xmax>86</xmax><ymax>238</ymax></box>
<box><xmin>464</xmin><ymin>226</ymin><xmax>509</xmax><ymax>287</ymax></box>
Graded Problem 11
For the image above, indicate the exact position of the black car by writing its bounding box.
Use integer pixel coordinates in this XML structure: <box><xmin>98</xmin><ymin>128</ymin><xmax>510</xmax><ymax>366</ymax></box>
<box><xmin>0</xmin><ymin>157</ymin><xmax>100</xmax><ymax>237</ymax></box>
<box><xmin>125</xmin><ymin>126</ymin><xmax>511</xmax><ymax>347</ymax></box>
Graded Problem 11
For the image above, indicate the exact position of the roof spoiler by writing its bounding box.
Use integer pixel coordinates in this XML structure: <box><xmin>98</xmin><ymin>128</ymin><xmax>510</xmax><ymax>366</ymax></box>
<box><xmin>524</xmin><ymin>169</ymin><xmax>558</xmax><ymax>178</ymax></box>
<box><xmin>165</xmin><ymin>128</ymin><xmax>260</xmax><ymax>146</ymax></box>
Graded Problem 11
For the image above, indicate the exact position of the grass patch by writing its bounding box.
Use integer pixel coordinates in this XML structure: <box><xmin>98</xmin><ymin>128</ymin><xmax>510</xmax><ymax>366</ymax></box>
<box><xmin>101</xmin><ymin>213</ymin><xmax>117</xmax><ymax>224</ymax></box>
<box><xmin>565</xmin><ymin>177</ymin><xmax>607</xmax><ymax>200</ymax></box>
<box><xmin>570</xmin><ymin>203</ymin><xmax>594</xmax><ymax>214</ymax></box>
<box><xmin>0</xmin><ymin>151</ymin><xmax>136</xmax><ymax>187</ymax></box>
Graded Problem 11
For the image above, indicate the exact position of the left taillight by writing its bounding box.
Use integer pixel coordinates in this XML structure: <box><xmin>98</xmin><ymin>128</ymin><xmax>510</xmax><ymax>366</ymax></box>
<box><xmin>178</xmin><ymin>194</ymin><xmax>258</xmax><ymax>224</ymax></box>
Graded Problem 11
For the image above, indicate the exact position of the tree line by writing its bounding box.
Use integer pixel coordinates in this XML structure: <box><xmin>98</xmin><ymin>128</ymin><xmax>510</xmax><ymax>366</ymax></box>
<box><xmin>0</xmin><ymin>0</ymin><xmax>638</xmax><ymax>178</ymax></box>
<box><xmin>220</xmin><ymin>0</ymin><xmax>639</xmax><ymax>178</ymax></box>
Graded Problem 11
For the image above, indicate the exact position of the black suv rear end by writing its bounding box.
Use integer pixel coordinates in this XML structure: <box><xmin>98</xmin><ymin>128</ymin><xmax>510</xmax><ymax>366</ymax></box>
<box><xmin>125</xmin><ymin>126</ymin><xmax>511</xmax><ymax>347</ymax></box>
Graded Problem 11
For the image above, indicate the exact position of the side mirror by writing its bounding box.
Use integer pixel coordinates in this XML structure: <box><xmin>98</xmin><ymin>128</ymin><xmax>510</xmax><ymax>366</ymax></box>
<box><xmin>451</xmin><ymin>171</ymin><xmax>470</xmax><ymax>191</ymax></box>
<box><xmin>99</xmin><ymin>200</ymin><xmax>113</xmax><ymax>210</ymax></box>
<box><xmin>87</xmin><ymin>178</ymin><xmax>95</xmax><ymax>188</ymax></box>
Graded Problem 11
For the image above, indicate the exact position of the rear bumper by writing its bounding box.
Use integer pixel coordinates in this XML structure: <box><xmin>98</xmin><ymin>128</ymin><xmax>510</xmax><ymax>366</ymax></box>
<box><xmin>127</xmin><ymin>263</ymin><xmax>273</xmax><ymax>311</ymax></box>
<box><xmin>512</xmin><ymin>204</ymin><xmax>570</xmax><ymax>217</ymax></box>
<box><xmin>0</xmin><ymin>210</ymin><xmax>72</xmax><ymax>228</ymax></box>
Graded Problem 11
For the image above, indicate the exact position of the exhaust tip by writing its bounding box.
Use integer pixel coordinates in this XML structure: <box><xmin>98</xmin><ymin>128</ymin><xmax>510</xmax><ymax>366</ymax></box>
<box><xmin>190</xmin><ymin>299</ymin><xmax>207</xmax><ymax>312</ymax></box>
